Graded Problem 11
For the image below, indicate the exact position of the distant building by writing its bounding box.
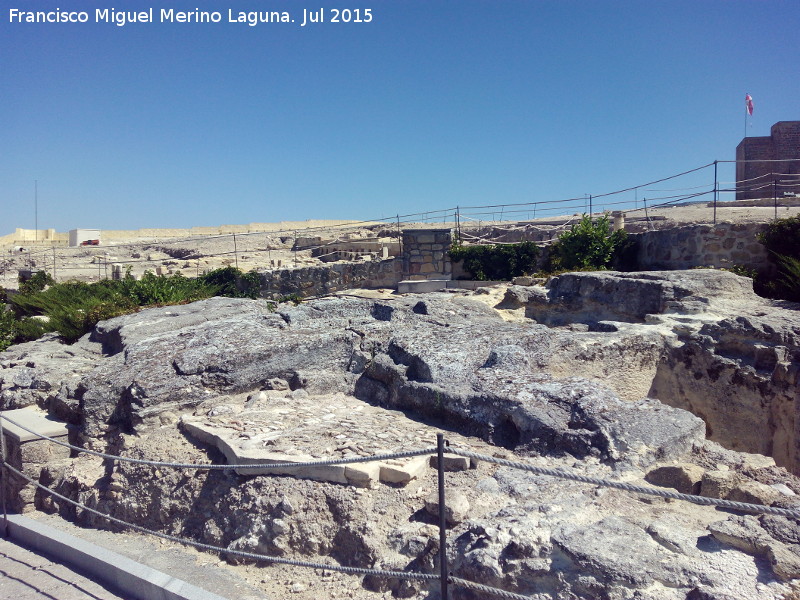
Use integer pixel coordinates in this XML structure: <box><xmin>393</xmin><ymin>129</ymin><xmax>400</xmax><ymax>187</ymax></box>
<box><xmin>736</xmin><ymin>121</ymin><xmax>800</xmax><ymax>200</ymax></box>
<box><xmin>69</xmin><ymin>229</ymin><xmax>101</xmax><ymax>247</ymax></box>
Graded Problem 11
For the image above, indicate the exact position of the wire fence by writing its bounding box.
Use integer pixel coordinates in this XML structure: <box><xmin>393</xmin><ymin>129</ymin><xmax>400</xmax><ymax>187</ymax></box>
<box><xmin>3</xmin><ymin>158</ymin><xmax>799</xmax><ymax>282</ymax></box>
<box><xmin>2</xmin><ymin>412</ymin><xmax>798</xmax><ymax>599</ymax></box>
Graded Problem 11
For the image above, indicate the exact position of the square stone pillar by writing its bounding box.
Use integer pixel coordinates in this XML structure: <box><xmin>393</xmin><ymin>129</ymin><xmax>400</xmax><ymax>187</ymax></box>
<box><xmin>1</xmin><ymin>407</ymin><xmax>70</xmax><ymax>513</ymax></box>
<box><xmin>401</xmin><ymin>228</ymin><xmax>453</xmax><ymax>281</ymax></box>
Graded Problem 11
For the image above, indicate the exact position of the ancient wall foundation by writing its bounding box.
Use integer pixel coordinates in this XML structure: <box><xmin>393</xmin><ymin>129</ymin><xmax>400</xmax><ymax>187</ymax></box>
<box><xmin>401</xmin><ymin>228</ymin><xmax>453</xmax><ymax>281</ymax></box>
<box><xmin>633</xmin><ymin>222</ymin><xmax>772</xmax><ymax>273</ymax></box>
<box><xmin>256</xmin><ymin>258</ymin><xmax>402</xmax><ymax>298</ymax></box>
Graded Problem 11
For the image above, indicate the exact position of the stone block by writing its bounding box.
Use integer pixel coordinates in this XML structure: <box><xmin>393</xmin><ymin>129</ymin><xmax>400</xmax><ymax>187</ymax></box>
<box><xmin>345</xmin><ymin>463</ymin><xmax>381</xmax><ymax>487</ymax></box>
<box><xmin>645</xmin><ymin>463</ymin><xmax>704</xmax><ymax>495</ymax></box>
<box><xmin>424</xmin><ymin>490</ymin><xmax>469</xmax><ymax>525</ymax></box>
<box><xmin>728</xmin><ymin>480</ymin><xmax>781</xmax><ymax>506</ymax></box>
<box><xmin>701</xmin><ymin>469</ymin><xmax>739</xmax><ymax>499</ymax></box>
<box><xmin>429</xmin><ymin>453</ymin><xmax>470</xmax><ymax>471</ymax></box>
<box><xmin>20</xmin><ymin>439</ymin><xmax>71</xmax><ymax>464</ymax></box>
<box><xmin>419</xmin><ymin>263</ymin><xmax>437</xmax><ymax>274</ymax></box>
<box><xmin>379</xmin><ymin>456</ymin><xmax>428</xmax><ymax>484</ymax></box>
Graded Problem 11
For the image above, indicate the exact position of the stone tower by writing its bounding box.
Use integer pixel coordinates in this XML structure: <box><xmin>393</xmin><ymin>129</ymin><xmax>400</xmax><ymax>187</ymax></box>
<box><xmin>735</xmin><ymin>121</ymin><xmax>800</xmax><ymax>200</ymax></box>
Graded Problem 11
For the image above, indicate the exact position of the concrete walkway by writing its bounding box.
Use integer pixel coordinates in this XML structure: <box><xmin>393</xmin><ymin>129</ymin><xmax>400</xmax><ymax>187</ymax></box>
<box><xmin>0</xmin><ymin>533</ymin><xmax>128</xmax><ymax>600</ymax></box>
<box><xmin>0</xmin><ymin>514</ymin><xmax>255</xmax><ymax>600</ymax></box>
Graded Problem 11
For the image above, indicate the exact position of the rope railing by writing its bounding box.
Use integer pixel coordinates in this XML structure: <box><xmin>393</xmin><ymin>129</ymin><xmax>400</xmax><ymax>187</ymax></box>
<box><xmin>2</xmin><ymin>413</ymin><xmax>799</xmax><ymax>600</ymax></box>
<box><xmin>8</xmin><ymin>158</ymin><xmax>800</xmax><ymax>265</ymax></box>
<box><xmin>1</xmin><ymin>462</ymin><xmax>438</xmax><ymax>582</ymax></box>
<box><xmin>447</xmin><ymin>448</ymin><xmax>800</xmax><ymax>520</ymax></box>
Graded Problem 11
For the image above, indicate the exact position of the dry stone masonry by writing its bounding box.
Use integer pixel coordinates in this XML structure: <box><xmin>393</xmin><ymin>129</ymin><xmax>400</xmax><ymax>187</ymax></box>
<box><xmin>401</xmin><ymin>228</ymin><xmax>452</xmax><ymax>281</ymax></box>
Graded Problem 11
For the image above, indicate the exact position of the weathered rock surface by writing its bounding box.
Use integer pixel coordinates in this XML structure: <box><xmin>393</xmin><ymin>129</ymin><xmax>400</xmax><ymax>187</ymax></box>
<box><xmin>504</xmin><ymin>269</ymin><xmax>800</xmax><ymax>474</ymax></box>
<box><xmin>2</xmin><ymin>269</ymin><xmax>800</xmax><ymax>600</ymax></box>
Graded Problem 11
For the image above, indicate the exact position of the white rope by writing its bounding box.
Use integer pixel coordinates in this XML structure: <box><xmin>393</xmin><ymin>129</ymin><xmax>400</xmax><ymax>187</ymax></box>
<box><xmin>449</xmin><ymin>449</ymin><xmax>800</xmax><ymax>519</ymax></box>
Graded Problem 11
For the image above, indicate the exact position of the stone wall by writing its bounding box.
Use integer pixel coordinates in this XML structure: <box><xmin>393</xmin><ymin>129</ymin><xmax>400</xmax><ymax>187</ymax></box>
<box><xmin>633</xmin><ymin>222</ymin><xmax>771</xmax><ymax>272</ymax></box>
<box><xmin>256</xmin><ymin>258</ymin><xmax>402</xmax><ymax>298</ymax></box>
<box><xmin>402</xmin><ymin>228</ymin><xmax>452</xmax><ymax>281</ymax></box>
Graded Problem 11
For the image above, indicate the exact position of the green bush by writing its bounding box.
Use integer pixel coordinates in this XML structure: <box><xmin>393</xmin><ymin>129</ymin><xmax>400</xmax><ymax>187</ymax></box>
<box><xmin>0</xmin><ymin>306</ymin><xmax>17</xmax><ymax>352</ymax></box>
<box><xmin>449</xmin><ymin>241</ymin><xmax>540</xmax><ymax>281</ymax></box>
<box><xmin>18</xmin><ymin>271</ymin><xmax>55</xmax><ymax>295</ymax></box>
<box><xmin>199</xmin><ymin>266</ymin><xmax>261</xmax><ymax>299</ymax></box>
<box><xmin>757</xmin><ymin>216</ymin><xmax>800</xmax><ymax>259</ymax></box>
<box><xmin>548</xmin><ymin>214</ymin><xmax>629</xmax><ymax>272</ymax></box>
<box><xmin>755</xmin><ymin>215</ymin><xmax>800</xmax><ymax>301</ymax></box>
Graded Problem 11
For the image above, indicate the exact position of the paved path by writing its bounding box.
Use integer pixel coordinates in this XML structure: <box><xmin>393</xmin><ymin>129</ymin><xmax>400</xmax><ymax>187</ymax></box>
<box><xmin>0</xmin><ymin>534</ymin><xmax>128</xmax><ymax>600</ymax></box>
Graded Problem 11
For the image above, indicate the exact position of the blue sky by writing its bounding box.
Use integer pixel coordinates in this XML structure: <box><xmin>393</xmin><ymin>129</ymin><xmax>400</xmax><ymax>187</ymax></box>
<box><xmin>2</xmin><ymin>0</ymin><xmax>799</xmax><ymax>232</ymax></box>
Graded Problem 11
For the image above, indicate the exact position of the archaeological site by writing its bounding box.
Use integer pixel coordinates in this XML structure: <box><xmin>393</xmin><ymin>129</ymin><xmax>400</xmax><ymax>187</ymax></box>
<box><xmin>1</xmin><ymin>198</ymin><xmax>800</xmax><ymax>600</ymax></box>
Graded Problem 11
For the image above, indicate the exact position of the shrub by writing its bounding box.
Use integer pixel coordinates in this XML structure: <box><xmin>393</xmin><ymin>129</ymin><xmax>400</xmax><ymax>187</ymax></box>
<box><xmin>548</xmin><ymin>214</ymin><xmax>629</xmax><ymax>272</ymax></box>
<box><xmin>0</xmin><ymin>306</ymin><xmax>17</xmax><ymax>352</ymax></box>
<box><xmin>200</xmin><ymin>266</ymin><xmax>261</xmax><ymax>299</ymax></box>
<box><xmin>449</xmin><ymin>241</ymin><xmax>540</xmax><ymax>281</ymax></box>
<box><xmin>18</xmin><ymin>271</ymin><xmax>55</xmax><ymax>295</ymax></box>
<box><xmin>755</xmin><ymin>215</ymin><xmax>800</xmax><ymax>301</ymax></box>
<box><xmin>757</xmin><ymin>215</ymin><xmax>800</xmax><ymax>259</ymax></box>
<box><xmin>2</xmin><ymin>266</ymin><xmax>267</xmax><ymax>349</ymax></box>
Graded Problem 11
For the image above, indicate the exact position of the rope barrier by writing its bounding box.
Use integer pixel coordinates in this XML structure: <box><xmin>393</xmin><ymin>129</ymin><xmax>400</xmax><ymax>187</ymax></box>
<box><xmin>0</xmin><ymin>462</ymin><xmax>438</xmax><ymax>582</ymax></box>
<box><xmin>0</xmin><ymin>413</ymin><xmax>435</xmax><ymax>471</ymax></box>
<box><xmin>3</xmin><ymin>416</ymin><xmax>800</xmax><ymax>598</ymax></box>
<box><xmin>448</xmin><ymin>449</ymin><xmax>800</xmax><ymax>520</ymax></box>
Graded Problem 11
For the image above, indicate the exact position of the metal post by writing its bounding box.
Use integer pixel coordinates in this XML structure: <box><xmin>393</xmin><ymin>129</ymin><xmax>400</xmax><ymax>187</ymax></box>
<box><xmin>774</xmin><ymin>178</ymin><xmax>778</xmax><ymax>220</ymax></box>
<box><xmin>643</xmin><ymin>197</ymin><xmax>652</xmax><ymax>230</ymax></box>
<box><xmin>53</xmin><ymin>247</ymin><xmax>57</xmax><ymax>281</ymax></box>
<box><xmin>456</xmin><ymin>206</ymin><xmax>461</xmax><ymax>242</ymax></box>
<box><xmin>589</xmin><ymin>194</ymin><xmax>593</xmax><ymax>220</ymax></box>
<box><xmin>1</xmin><ymin>415</ymin><xmax>8</xmax><ymax>537</ymax></box>
<box><xmin>436</xmin><ymin>433</ymin><xmax>449</xmax><ymax>600</ymax></box>
<box><xmin>233</xmin><ymin>233</ymin><xmax>239</xmax><ymax>270</ymax></box>
<box><xmin>396</xmin><ymin>215</ymin><xmax>402</xmax><ymax>256</ymax></box>
<box><xmin>713</xmin><ymin>160</ymin><xmax>718</xmax><ymax>225</ymax></box>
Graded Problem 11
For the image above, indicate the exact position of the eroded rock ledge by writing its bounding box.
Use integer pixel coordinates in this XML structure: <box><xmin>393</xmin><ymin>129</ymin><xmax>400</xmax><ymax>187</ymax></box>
<box><xmin>1</xmin><ymin>269</ymin><xmax>799</xmax><ymax>600</ymax></box>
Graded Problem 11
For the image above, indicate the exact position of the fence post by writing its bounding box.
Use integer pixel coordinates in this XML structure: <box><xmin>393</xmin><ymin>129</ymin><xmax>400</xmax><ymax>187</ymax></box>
<box><xmin>396</xmin><ymin>215</ymin><xmax>402</xmax><ymax>256</ymax></box>
<box><xmin>436</xmin><ymin>433</ymin><xmax>449</xmax><ymax>599</ymax></box>
<box><xmin>713</xmin><ymin>160</ymin><xmax>718</xmax><ymax>225</ymax></box>
<box><xmin>1</xmin><ymin>415</ymin><xmax>8</xmax><ymax>538</ymax></box>
<box><xmin>53</xmin><ymin>247</ymin><xmax>57</xmax><ymax>281</ymax></box>
<box><xmin>774</xmin><ymin>178</ymin><xmax>778</xmax><ymax>220</ymax></box>
<box><xmin>233</xmin><ymin>233</ymin><xmax>239</xmax><ymax>270</ymax></box>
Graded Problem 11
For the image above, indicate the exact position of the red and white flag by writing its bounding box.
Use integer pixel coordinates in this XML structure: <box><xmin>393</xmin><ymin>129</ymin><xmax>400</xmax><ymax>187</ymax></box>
<box><xmin>745</xmin><ymin>94</ymin><xmax>754</xmax><ymax>115</ymax></box>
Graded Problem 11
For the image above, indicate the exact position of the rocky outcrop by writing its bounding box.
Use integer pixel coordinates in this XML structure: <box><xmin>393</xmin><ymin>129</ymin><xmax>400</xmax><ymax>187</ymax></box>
<box><xmin>502</xmin><ymin>269</ymin><xmax>800</xmax><ymax>474</ymax></box>
<box><xmin>2</xmin><ymin>269</ymin><xmax>800</xmax><ymax>600</ymax></box>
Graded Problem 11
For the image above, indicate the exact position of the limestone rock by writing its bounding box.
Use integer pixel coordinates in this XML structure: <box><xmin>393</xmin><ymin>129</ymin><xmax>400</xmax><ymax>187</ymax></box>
<box><xmin>701</xmin><ymin>469</ymin><xmax>740</xmax><ymax>499</ymax></box>
<box><xmin>424</xmin><ymin>490</ymin><xmax>469</xmax><ymax>525</ymax></box>
<box><xmin>645</xmin><ymin>463</ymin><xmax>705</xmax><ymax>495</ymax></box>
<box><xmin>727</xmin><ymin>480</ymin><xmax>782</xmax><ymax>506</ymax></box>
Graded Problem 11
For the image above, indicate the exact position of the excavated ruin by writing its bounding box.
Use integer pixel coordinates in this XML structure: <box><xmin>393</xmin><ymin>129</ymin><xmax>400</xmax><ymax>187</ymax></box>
<box><xmin>1</xmin><ymin>269</ymin><xmax>799</xmax><ymax>600</ymax></box>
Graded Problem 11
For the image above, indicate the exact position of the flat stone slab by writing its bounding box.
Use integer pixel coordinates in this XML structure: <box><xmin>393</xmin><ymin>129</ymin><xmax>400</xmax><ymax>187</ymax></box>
<box><xmin>181</xmin><ymin>392</ymin><xmax>481</xmax><ymax>487</ymax></box>
<box><xmin>1</xmin><ymin>407</ymin><xmax>69</xmax><ymax>443</ymax></box>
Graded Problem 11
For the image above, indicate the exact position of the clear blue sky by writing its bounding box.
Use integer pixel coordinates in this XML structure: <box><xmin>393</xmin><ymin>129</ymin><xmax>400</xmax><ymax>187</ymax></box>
<box><xmin>2</xmin><ymin>0</ymin><xmax>798</xmax><ymax>232</ymax></box>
